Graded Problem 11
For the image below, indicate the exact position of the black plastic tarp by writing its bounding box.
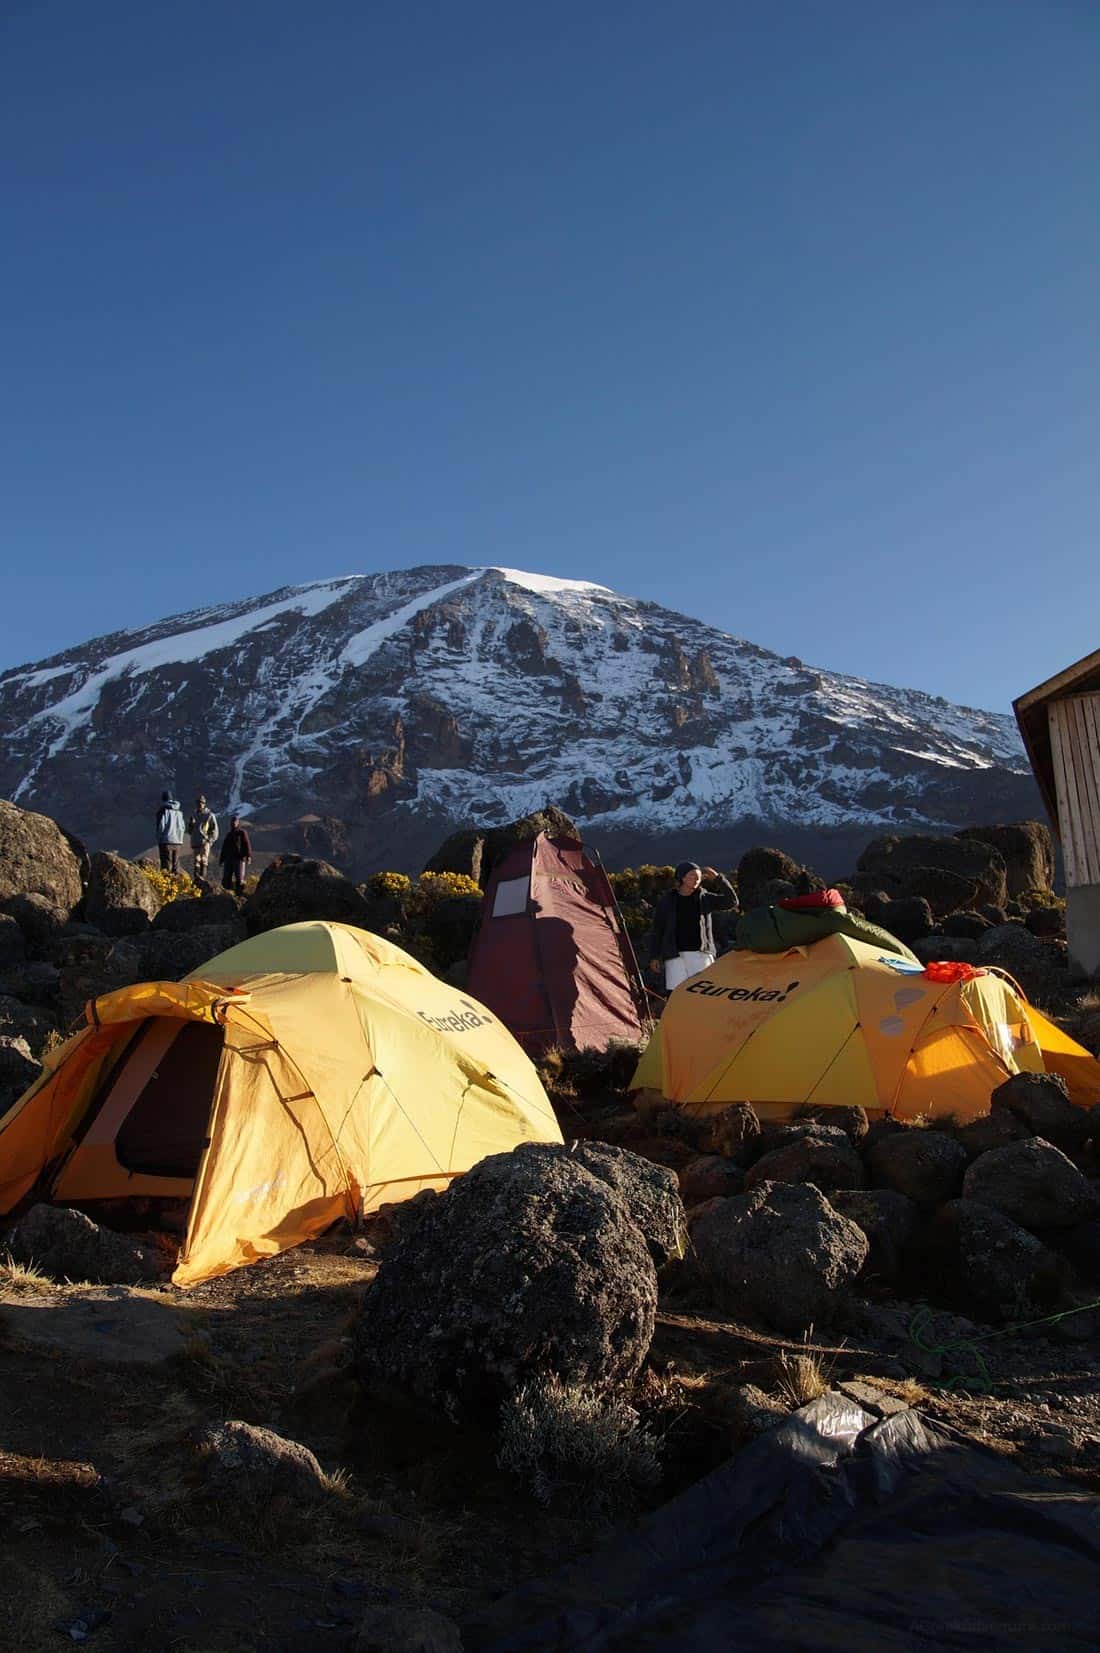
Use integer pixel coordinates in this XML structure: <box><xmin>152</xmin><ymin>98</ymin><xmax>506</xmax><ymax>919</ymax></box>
<box><xmin>463</xmin><ymin>1394</ymin><xmax>1100</xmax><ymax>1651</ymax></box>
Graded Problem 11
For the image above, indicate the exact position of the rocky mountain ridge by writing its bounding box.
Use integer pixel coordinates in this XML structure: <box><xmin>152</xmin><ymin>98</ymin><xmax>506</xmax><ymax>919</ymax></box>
<box><xmin>0</xmin><ymin>566</ymin><xmax>1039</xmax><ymax>872</ymax></box>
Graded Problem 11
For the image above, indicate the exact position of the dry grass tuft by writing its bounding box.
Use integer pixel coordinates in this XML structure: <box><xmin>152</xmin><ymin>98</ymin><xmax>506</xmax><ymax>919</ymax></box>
<box><xmin>874</xmin><ymin>1375</ymin><xmax>931</xmax><ymax>1407</ymax></box>
<box><xmin>174</xmin><ymin>1329</ymin><xmax>288</xmax><ymax>1421</ymax></box>
<box><xmin>774</xmin><ymin>1349</ymin><xmax>832</xmax><ymax>1407</ymax></box>
<box><xmin>0</xmin><ymin>1253</ymin><xmax>56</xmax><ymax>1295</ymax></box>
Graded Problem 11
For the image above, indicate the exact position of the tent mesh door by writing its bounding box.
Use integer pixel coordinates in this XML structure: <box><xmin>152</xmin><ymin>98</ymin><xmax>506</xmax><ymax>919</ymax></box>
<box><xmin>114</xmin><ymin>1021</ymin><xmax>225</xmax><ymax>1178</ymax></box>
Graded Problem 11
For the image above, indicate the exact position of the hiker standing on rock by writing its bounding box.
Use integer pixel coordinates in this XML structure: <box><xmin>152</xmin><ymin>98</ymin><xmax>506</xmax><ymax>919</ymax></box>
<box><xmin>647</xmin><ymin>862</ymin><xmax>737</xmax><ymax>992</ymax></box>
<box><xmin>155</xmin><ymin>791</ymin><xmax>186</xmax><ymax>875</ymax></box>
<box><xmin>187</xmin><ymin>794</ymin><xmax>219</xmax><ymax>883</ymax></box>
<box><xmin>219</xmin><ymin>815</ymin><xmax>252</xmax><ymax>895</ymax></box>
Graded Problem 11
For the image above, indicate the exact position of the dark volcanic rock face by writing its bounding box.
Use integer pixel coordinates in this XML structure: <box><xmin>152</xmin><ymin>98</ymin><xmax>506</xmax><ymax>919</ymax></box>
<box><xmin>0</xmin><ymin>567</ymin><xmax>1036</xmax><ymax>873</ymax></box>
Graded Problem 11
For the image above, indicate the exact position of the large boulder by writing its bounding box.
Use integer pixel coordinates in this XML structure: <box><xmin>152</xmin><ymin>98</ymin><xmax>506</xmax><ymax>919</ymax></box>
<box><xmin>745</xmin><ymin>1133</ymin><xmax>865</xmax><ymax>1193</ymax></box>
<box><xmin>152</xmin><ymin>892</ymin><xmax>243</xmax><ymax>934</ymax></box>
<box><xmin>1025</xmin><ymin>905</ymin><xmax>1065</xmax><ymax>938</ymax></box>
<box><xmin>196</xmin><ymin>1420</ymin><xmax>331</xmax><ymax>1505</ymax></box>
<box><xmin>677</xmin><ymin>1155</ymin><xmax>745</xmax><ymax>1204</ymax></box>
<box><xmin>0</xmin><ymin>994</ymin><xmax>58</xmax><ymax>1057</ymax></box>
<box><xmin>243</xmin><ymin>857</ymin><xmax>370</xmax><ymax>934</ymax></box>
<box><xmin>941</xmin><ymin>910</ymin><xmax>991</xmax><ymax>940</ymax></box>
<box><xmin>688</xmin><ymin>1180</ymin><xmax>868</xmax><ymax>1333</ymax></box>
<box><xmin>4</xmin><ymin>1204</ymin><xmax>160</xmax><ymax>1284</ymax></box>
<box><xmin>480</xmin><ymin>807</ymin><xmax>579</xmax><ymax>887</ymax></box>
<box><xmin>133</xmin><ymin>924</ymin><xmax>244</xmax><ymax>981</ymax></box>
<box><xmin>0</xmin><ymin>960</ymin><xmax>60</xmax><ymax>1009</ymax></box>
<box><xmin>828</xmin><ymin>1188</ymin><xmax>920</xmax><ymax>1279</ymax></box>
<box><xmin>567</xmin><ymin>1140</ymin><xmax>685</xmax><ymax>1267</ymax></box>
<box><xmin>1057</xmin><ymin>1218</ymin><xmax>1100</xmax><ymax>1285</ymax></box>
<box><xmin>705</xmin><ymin>1102</ymin><xmax>761</xmax><ymax>1164</ymax></box>
<box><xmin>974</xmin><ymin>923</ymin><xmax>1062</xmax><ymax>999</ymax></box>
<box><xmin>0</xmin><ymin>800</ymin><xmax>85</xmax><ymax>916</ymax></box>
<box><xmin>0</xmin><ymin>1033</ymin><xmax>40</xmax><ymax>1107</ymax></box>
<box><xmin>962</xmin><ymin>1138</ymin><xmax>1100</xmax><ymax>1231</ymax></box>
<box><xmin>861</xmin><ymin>894</ymin><xmax>934</xmax><ymax>945</ymax></box>
<box><xmin>736</xmin><ymin>846</ymin><xmax>821</xmax><ymax>912</ymax></box>
<box><xmin>354</xmin><ymin>1143</ymin><xmax>657</xmax><ymax>1426</ymax></box>
<box><xmin>867</xmin><ymin>1129</ymin><xmax>968</xmax><ymax>1205</ymax></box>
<box><xmin>0</xmin><ymin>913</ymin><xmax>25</xmax><ymax>967</ymax></box>
<box><xmin>422</xmin><ymin>828</ymin><xmax>487</xmax><ymax>884</ymax></box>
<box><xmin>58</xmin><ymin>939</ymin><xmax>140</xmax><ymax>1025</ymax></box>
<box><xmin>295</xmin><ymin>815</ymin><xmax>352</xmax><ymax>869</ymax></box>
<box><xmin>856</xmin><ymin>833</ymin><xmax>1008</xmax><ymax>911</ymax></box>
<box><xmin>990</xmin><ymin>1071</ymin><xmax>1087</xmax><ymax>1151</ymax></box>
<box><xmin>934</xmin><ymin>1199</ymin><xmax>1070</xmax><ymax>1323</ymax></box>
<box><xmin>961</xmin><ymin>823</ymin><xmax>1055</xmax><ymax>898</ymax></box>
<box><xmin>898</xmin><ymin>866</ymin><xmax>980</xmax><ymax>916</ymax></box>
<box><xmin>792</xmin><ymin>1104</ymin><xmax>869</xmax><ymax>1144</ymax></box>
<box><xmin>954</xmin><ymin>1109</ymin><xmax>1029</xmax><ymax>1160</ymax></box>
<box><xmin>84</xmin><ymin>851</ymin><xmax>160</xmax><ymax>937</ymax></box>
<box><xmin>1</xmin><ymin>892</ymin><xmax>70</xmax><ymax>948</ymax></box>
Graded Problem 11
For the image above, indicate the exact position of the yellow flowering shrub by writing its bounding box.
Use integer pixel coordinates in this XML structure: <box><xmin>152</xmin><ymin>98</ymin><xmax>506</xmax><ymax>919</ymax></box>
<box><xmin>367</xmin><ymin>870</ymin><xmax>413</xmax><ymax>900</ymax></box>
<box><xmin>138</xmin><ymin>866</ymin><xmax>200</xmax><ymax>907</ymax></box>
<box><xmin>1019</xmin><ymin>887</ymin><xmax>1065</xmax><ymax>911</ymax></box>
<box><xmin>417</xmin><ymin>871</ymin><xmax>483</xmax><ymax>903</ymax></box>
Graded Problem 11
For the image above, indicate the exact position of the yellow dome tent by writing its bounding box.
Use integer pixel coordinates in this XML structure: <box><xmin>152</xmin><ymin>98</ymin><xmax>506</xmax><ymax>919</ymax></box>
<box><xmin>0</xmin><ymin>922</ymin><xmax>562</xmax><ymax>1286</ymax></box>
<box><xmin>631</xmin><ymin>931</ymin><xmax>1100</xmax><ymax>1123</ymax></box>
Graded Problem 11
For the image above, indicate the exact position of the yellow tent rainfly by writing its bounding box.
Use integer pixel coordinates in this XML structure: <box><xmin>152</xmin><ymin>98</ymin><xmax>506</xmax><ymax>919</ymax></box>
<box><xmin>632</xmin><ymin>930</ymin><xmax>1100</xmax><ymax>1124</ymax></box>
<box><xmin>0</xmin><ymin>922</ymin><xmax>562</xmax><ymax>1286</ymax></box>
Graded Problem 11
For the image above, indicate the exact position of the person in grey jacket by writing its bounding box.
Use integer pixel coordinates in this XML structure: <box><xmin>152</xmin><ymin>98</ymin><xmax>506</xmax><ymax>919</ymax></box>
<box><xmin>646</xmin><ymin>862</ymin><xmax>737</xmax><ymax>992</ymax></box>
<box><xmin>155</xmin><ymin>792</ymin><xmax>186</xmax><ymax>874</ymax></box>
<box><xmin>187</xmin><ymin>794</ymin><xmax>219</xmax><ymax>882</ymax></box>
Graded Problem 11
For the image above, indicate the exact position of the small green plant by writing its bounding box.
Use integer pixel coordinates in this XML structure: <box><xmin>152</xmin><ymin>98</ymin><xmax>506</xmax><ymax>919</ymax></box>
<box><xmin>496</xmin><ymin>1376</ymin><xmax>662</xmax><ymax>1516</ymax></box>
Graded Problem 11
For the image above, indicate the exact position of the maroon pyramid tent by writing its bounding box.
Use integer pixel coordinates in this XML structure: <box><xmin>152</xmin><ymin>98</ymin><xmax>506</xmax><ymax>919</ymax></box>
<box><xmin>467</xmin><ymin>834</ymin><xmax>651</xmax><ymax>1054</ymax></box>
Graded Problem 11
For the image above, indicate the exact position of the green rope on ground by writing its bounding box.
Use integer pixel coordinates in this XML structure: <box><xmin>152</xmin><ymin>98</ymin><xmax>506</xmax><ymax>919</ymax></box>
<box><xmin>906</xmin><ymin>1296</ymin><xmax>1100</xmax><ymax>1394</ymax></box>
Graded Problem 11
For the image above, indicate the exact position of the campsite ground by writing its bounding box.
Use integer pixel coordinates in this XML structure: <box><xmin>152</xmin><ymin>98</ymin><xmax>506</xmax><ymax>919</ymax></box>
<box><xmin>4</xmin><ymin>1070</ymin><xmax>1100</xmax><ymax>1651</ymax></box>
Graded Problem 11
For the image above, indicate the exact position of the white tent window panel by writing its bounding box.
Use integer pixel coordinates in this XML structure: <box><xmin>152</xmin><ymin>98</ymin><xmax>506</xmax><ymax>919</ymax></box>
<box><xmin>493</xmin><ymin>875</ymin><xmax>531</xmax><ymax>917</ymax></box>
<box><xmin>1049</xmin><ymin>693</ymin><xmax>1100</xmax><ymax>888</ymax></box>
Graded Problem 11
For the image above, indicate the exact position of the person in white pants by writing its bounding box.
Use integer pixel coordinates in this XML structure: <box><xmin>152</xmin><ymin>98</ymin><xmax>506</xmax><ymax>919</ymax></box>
<box><xmin>647</xmin><ymin>862</ymin><xmax>738</xmax><ymax>993</ymax></box>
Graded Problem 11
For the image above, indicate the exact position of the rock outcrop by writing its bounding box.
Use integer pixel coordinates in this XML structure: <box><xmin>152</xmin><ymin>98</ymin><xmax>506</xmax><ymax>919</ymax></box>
<box><xmin>688</xmin><ymin>1179</ymin><xmax>868</xmax><ymax>1333</ymax></box>
<box><xmin>354</xmin><ymin>1144</ymin><xmax>657</xmax><ymax>1425</ymax></box>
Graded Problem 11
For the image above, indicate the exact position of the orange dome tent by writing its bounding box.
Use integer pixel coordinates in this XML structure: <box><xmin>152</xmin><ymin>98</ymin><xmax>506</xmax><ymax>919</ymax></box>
<box><xmin>631</xmin><ymin>931</ymin><xmax>1100</xmax><ymax>1123</ymax></box>
<box><xmin>0</xmin><ymin>922</ymin><xmax>562</xmax><ymax>1285</ymax></box>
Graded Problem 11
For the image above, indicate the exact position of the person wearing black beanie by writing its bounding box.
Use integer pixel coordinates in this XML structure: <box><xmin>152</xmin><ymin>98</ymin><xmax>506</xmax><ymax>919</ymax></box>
<box><xmin>646</xmin><ymin>863</ymin><xmax>737</xmax><ymax>993</ymax></box>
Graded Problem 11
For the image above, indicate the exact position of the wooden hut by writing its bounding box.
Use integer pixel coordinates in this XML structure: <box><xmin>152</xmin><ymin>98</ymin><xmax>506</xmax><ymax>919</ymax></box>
<box><xmin>1015</xmin><ymin>648</ymin><xmax>1100</xmax><ymax>976</ymax></box>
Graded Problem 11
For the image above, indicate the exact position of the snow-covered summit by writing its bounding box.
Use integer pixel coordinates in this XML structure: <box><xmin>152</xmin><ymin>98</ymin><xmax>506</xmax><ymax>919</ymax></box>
<box><xmin>0</xmin><ymin>564</ymin><xmax>1034</xmax><ymax>869</ymax></box>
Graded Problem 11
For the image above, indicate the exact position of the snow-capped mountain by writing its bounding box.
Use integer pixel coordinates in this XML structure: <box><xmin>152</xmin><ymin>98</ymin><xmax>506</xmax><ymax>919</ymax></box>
<box><xmin>0</xmin><ymin>566</ymin><xmax>1038</xmax><ymax>872</ymax></box>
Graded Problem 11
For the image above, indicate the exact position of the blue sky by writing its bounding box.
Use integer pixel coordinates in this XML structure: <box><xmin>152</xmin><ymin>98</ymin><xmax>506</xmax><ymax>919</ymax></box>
<box><xmin>2</xmin><ymin>2</ymin><xmax>1097</xmax><ymax>713</ymax></box>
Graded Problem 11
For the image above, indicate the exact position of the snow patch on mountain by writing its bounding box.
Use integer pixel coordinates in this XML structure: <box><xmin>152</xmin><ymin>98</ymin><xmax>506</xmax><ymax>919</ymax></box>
<box><xmin>340</xmin><ymin>572</ymin><xmax>480</xmax><ymax>668</ymax></box>
<box><xmin>0</xmin><ymin>563</ymin><xmax>1035</xmax><ymax>863</ymax></box>
<box><xmin>489</xmin><ymin>568</ymin><xmax>613</xmax><ymax>597</ymax></box>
